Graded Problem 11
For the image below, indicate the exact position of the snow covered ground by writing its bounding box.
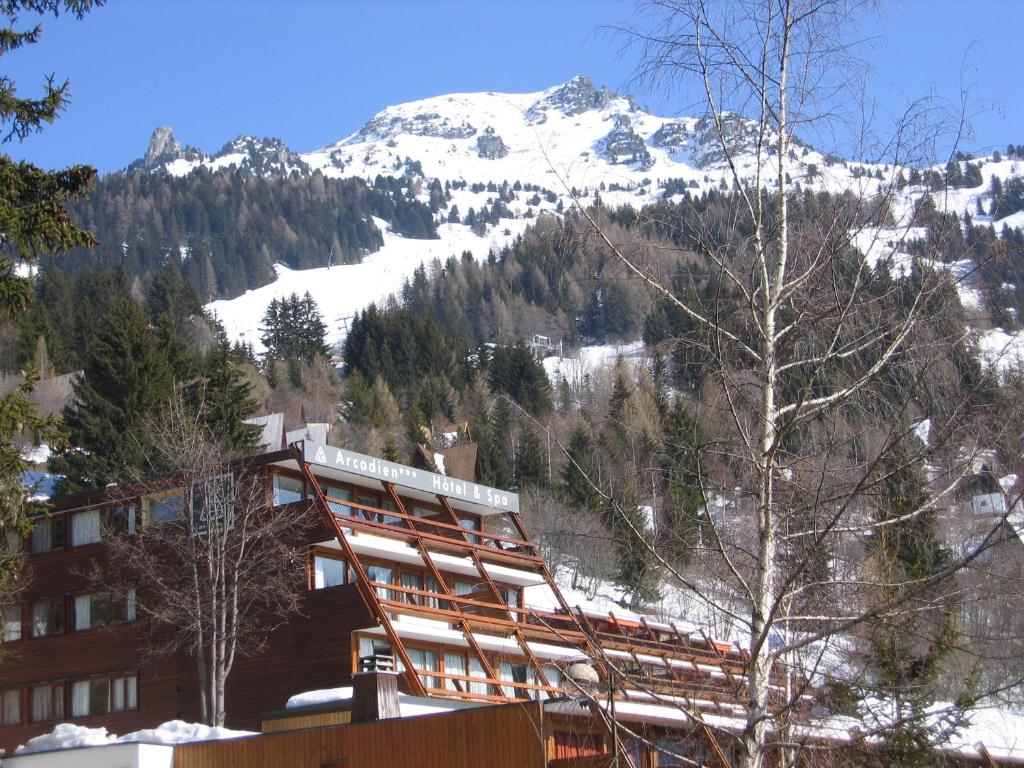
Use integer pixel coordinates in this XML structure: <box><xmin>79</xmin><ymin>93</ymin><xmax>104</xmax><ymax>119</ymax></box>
<box><xmin>541</xmin><ymin>341</ymin><xmax>648</xmax><ymax>386</ymax></box>
<box><xmin>14</xmin><ymin>720</ymin><xmax>255</xmax><ymax>755</ymax></box>
<box><xmin>206</xmin><ymin>219</ymin><xmax>527</xmax><ymax>353</ymax></box>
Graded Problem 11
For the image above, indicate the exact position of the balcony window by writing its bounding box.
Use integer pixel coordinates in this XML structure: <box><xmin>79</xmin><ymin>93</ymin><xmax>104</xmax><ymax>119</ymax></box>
<box><xmin>444</xmin><ymin>652</ymin><xmax>467</xmax><ymax>692</ymax></box>
<box><xmin>406</xmin><ymin>647</ymin><xmax>440</xmax><ymax>690</ymax></box>
<box><xmin>366</xmin><ymin>565</ymin><xmax>393</xmax><ymax>600</ymax></box>
<box><xmin>313</xmin><ymin>555</ymin><xmax>347</xmax><ymax>589</ymax></box>
<box><xmin>31</xmin><ymin>598</ymin><xmax>64</xmax><ymax>638</ymax></box>
<box><xmin>30</xmin><ymin>517</ymin><xmax>64</xmax><ymax>554</ymax></box>
<box><xmin>273</xmin><ymin>474</ymin><xmax>306</xmax><ymax>506</ymax></box>
<box><xmin>321</xmin><ymin>483</ymin><xmax>351</xmax><ymax>516</ymax></box>
<box><xmin>3</xmin><ymin>605</ymin><xmax>21</xmax><ymax>642</ymax></box>
<box><xmin>458</xmin><ymin>516</ymin><xmax>481</xmax><ymax>545</ymax></box>
<box><xmin>499</xmin><ymin>661</ymin><xmax>533</xmax><ymax>697</ymax></box>
<box><xmin>1</xmin><ymin>689</ymin><xmax>19</xmax><ymax>725</ymax></box>
<box><xmin>400</xmin><ymin>572</ymin><xmax>424</xmax><ymax>605</ymax></box>
<box><xmin>29</xmin><ymin>684</ymin><xmax>63</xmax><ymax>722</ymax></box>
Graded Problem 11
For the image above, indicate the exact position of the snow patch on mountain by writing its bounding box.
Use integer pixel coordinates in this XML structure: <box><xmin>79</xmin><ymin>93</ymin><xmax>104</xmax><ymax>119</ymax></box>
<box><xmin>207</xmin><ymin>220</ymin><xmax>527</xmax><ymax>353</ymax></box>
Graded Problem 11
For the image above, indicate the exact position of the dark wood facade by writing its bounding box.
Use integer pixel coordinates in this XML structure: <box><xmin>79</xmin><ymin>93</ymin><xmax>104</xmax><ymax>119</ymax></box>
<box><xmin>172</xmin><ymin>702</ymin><xmax>545</xmax><ymax>768</ymax></box>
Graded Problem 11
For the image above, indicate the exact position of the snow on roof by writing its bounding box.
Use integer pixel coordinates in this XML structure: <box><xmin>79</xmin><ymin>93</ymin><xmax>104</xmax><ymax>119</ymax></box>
<box><xmin>14</xmin><ymin>720</ymin><xmax>255</xmax><ymax>755</ymax></box>
<box><xmin>284</xmin><ymin>687</ymin><xmax>481</xmax><ymax>717</ymax></box>
<box><xmin>286</xmin><ymin>687</ymin><xmax>353</xmax><ymax>709</ymax></box>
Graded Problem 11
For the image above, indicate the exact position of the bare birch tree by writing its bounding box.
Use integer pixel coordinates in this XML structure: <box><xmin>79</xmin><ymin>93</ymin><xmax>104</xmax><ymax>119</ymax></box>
<box><xmin>103</xmin><ymin>397</ymin><xmax>313</xmax><ymax>725</ymax></box>
<box><xmin>553</xmin><ymin>1</ymin><xmax>1022</xmax><ymax>766</ymax></box>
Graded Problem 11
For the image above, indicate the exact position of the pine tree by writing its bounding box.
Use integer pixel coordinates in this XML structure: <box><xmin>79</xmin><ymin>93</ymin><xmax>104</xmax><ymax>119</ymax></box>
<box><xmin>514</xmin><ymin>424</ymin><xmax>548</xmax><ymax>489</ymax></box>
<box><xmin>0</xmin><ymin>0</ymin><xmax>101</xmax><ymax>618</ymax></box>
<box><xmin>186</xmin><ymin>340</ymin><xmax>261</xmax><ymax>453</ymax></box>
<box><xmin>659</xmin><ymin>398</ymin><xmax>706</xmax><ymax>564</ymax></box>
<box><xmin>867</xmin><ymin>439</ymin><xmax>957</xmax><ymax>765</ymax></box>
<box><xmin>52</xmin><ymin>299</ymin><xmax>173</xmax><ymax>492</ymax></box>
<box><xmin>560</xmin><ymin>421</ymin><xmax>601</xmax><ymax>510</ymax></box>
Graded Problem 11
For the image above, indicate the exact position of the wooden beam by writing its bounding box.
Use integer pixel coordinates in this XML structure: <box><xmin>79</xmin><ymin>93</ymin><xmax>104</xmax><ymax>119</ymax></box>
<box><xmin>298</xmin><ymin>457</ymin><xmax>426</xmax><ymax>697</ymax></box>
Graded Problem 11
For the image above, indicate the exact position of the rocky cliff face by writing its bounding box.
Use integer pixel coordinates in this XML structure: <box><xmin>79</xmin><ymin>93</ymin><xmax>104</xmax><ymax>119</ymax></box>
<box><xmin>128</xmin><ymin>126</ymin><xmax>205</xmax><ymax>173</ymax></box>
<box><xmin>602</xmin><ymin>114</ymin><xmax>653</xmax><ymax>170</ymax></box>
<box><xmin>476</xmin><ymin>127</ymin><xmax>508</xmax><ymax>159</ymax></box>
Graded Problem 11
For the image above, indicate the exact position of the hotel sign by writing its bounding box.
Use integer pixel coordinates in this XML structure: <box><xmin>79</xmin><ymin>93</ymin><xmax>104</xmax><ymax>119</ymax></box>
<box><xmin>302</xmin><ymin>441</ymin><xmax>519</xmax><ymax>513</ymax></box>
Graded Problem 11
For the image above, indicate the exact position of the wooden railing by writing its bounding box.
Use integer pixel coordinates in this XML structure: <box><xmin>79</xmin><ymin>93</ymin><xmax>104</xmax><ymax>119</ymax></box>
<box><xmin>324</xmin><ymin>494</ymin><xmax>541</xmax><ymax>564</ymax></box>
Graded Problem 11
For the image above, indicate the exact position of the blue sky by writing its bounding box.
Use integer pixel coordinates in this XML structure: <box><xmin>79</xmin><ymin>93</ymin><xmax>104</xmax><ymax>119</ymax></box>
<box><xmin>5</xmin><ymin>0</ymin><xmax>1023</xmax><ymax>174</ymax></box>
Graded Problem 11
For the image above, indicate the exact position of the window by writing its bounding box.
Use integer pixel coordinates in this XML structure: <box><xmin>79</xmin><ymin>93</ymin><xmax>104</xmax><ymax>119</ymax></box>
<box><xmin>444</xmin><ymin>652</ymin><xmax>467</xmax><ymax>692</ymax></box>
<box><xmin>400</xmin><ymin>572</ymin><xmax>424</xmax><ymax>605</ymax></box>
<box><xmin>30</xmin><ymin>684</ymin><xmax>63</xmax><ymax>723</ymax></box>
<box><xmin>381</xmin><ymin>498</ymin><xmax>403</xmax><ymax>527</ymax></box>
<box><xmin>468</xmin><ymin>655</ymin><xmax>490</xmax><ymax>696</ymax></box>
<box><xmin>103</xmin><ymin>505</ymin><xmax>137</xmax><ymax>537</ymax></box>
<box><xmin>654</xmin><ymin>738</ymin><xmax>690</xmax><ymax>767</ymax></box>
<box><xmin>458</xmin><ymin>516</ymin><xmax>481</xmax><ymax>545</ymax></box>
<box><xmin>313</xmin><ymin>555</ymin><xmax>347</xmax><ymax>589</ymax></box>
<box><xmin>110</xmin><ymin>675</ymin><xmax>137</xmax><ymax>711</ymax></box>
<box><xmin>71</xmin><ymin>679</ymin><xmax>108</xmax><ymax>717</ymax></box>
<box><xmin>71</xmin><ymin>676</ymin><xmax>137</xmax><ymax>717</ymax></box>
<box><xmin>405</xmin><ymin>647</ymin><xmax>440</xmax><ymax>690</ymax></box>
<box><xmin>145</xmin><ymin>490</ymin><xmax>184</xmax><ymax>523</ymax></box>
<box><xmin>74</xmin><ymin>591</ymin><xmax>136</xmax><ymax>630</ymax></box>
<box><xmin>1</xmin><ymin>689</ymin><xmax>20</xmax><ymax>725</ymax></box>
<box><xmin>499</xmin><ymin>661</ymin><xmax>533</xmax><ymax>697</ymax></box>
<box><xmin>72</xmin><ymin>506</ymin><xmax>137</xmax><ymax>545</ymax></box>
<box><xmin>3</xmin><ymin>605</ymin><xmax>21</xmax><ymax>642</ymax></box>
<box><xmin>365</xmin><ymin>565</ymin><xmax>393</xmax><ymax>600</ymax></box>
<box><xmin>30</xmin><ymin>517</ymin><xmax>64</xmax><ymax>554</ymax></box>
<box><xmin>320</xmin><ymin>483</ymin><xmax>351</xmax><ymax>516</ymax></box>
<box><xmin>72</xmin><ymin>509</ymin><xmax>101</xmax><ymax>545</ymax></box>
<box><xmin>357</xmin><ymin>636</ymin><xmax>393</xmax><ymax>667</ymax></box>
<box><xmin>502</xmin><ymin>586</ymin><xmax>520</xmax><ymax>619</ymax></box>
<box><xmin>274</xmin><ymin>474</ymin><xmax>306</xmax><ymax>506</ymax></box>
<box><xmin>31</xmin><ymin>598</ymin><xmax>64</xmax><ymax>637</ymax></box>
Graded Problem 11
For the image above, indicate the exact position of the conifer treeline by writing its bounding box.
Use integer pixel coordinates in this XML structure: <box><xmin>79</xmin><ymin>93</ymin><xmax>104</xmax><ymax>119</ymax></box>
<box><xmin>50</xmin><ymin>170</ymin><xmax>437</xmax><ymax>301</ymax></box>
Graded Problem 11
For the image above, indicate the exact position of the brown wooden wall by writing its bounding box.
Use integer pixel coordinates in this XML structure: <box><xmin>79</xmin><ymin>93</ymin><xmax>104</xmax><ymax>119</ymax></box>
<box><xmin>173</xmin><ymin>702</ymin><xmax>545</xmax><ymax>768</ymax></box>
<box><xmin>0</xmin><ymin>582</ymin><xmax>374</xmax><ymax>753</ymax></box>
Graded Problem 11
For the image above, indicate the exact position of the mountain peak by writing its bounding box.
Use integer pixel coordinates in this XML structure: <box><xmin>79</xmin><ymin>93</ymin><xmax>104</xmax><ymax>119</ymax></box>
<box><xmin>132</xmin><ymin>126</ymin><xmax>204</xmax><ymax>173</ymax></box>
<box><xmin>527</xmin><ymin>75</ymin><xmax>624</xmax><ymax>123</ymax></box>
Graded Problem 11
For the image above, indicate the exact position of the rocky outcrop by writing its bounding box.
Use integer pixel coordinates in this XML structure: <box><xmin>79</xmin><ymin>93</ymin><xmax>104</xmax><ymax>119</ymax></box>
<box><xmin>525</xmin><ymin>75</ymin><xmax>621</xmax><ymax>124</ymax></box>
<box><xmin>212</xmin><ymin>136</ymin><xmax>310</xmax><ymax>177</ymax></box>
<box><xmin>651</xmin><ymin>121</ymin><xmax>691</xmax><ymax>150</ymax></box>
<box><xmin>128</xmin><ymin>126</ymin><xmax>205</xmax><ymax>173</ymax></box>
<box><xmin>476</xmin><ymin>127</ymin><xmax>508</xmax><ymax>159</ymax></box>
<box><xmin>601</xmin><ymin>114</ymin><xmax>653</xmax><ymax>170</ymax></box>
<box><xmin>358</xmin><ymin>111</ymin><xmax>477</xmax><ymax>141</ymax></box>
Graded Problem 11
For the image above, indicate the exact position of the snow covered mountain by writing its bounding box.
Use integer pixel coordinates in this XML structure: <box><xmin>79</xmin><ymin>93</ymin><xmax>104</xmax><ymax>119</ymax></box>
<box><xmin>125</xmin><ymin>76</ymin><xmax>1024</xmax><ymax>359</ymax></box>
<box><xmin>134</xmin><ymin>76</ymin><xmax>876</xmax><ymax>200</ymax></box>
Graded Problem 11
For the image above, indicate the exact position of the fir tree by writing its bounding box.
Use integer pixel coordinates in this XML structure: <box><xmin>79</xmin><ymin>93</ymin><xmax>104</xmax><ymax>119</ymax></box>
<box><xmin>186</xmin><ymin>340</ymin><xmax>261</xmax><ymax>453</ymax></box>
<box><xmin>867</xmin><ymin>439</ymin><xmax>957</xmax><ymax>766</ymax></box>
<box><xmin>560</xmin><ymin>421</ymin><xmax>601</xmax><ymax>510</ymax></box>
<box><xmin>659</xmin><ymin>398</ymin><xmax>706</xmax><ymax>564</ymax></box>
<box><xmin>514</xmin><ymin>424</ymin><xmax>548</xmax><ymax>489</ymax></box>
<box><xmin>53</xmin><ymin>299</ymin><xmax>173</xmax><ymax>492</ymax></box>
<box><xmin>0</xmin><ymin>0</ymin><xmax>101</xmax><ymax>617</ymax></box>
